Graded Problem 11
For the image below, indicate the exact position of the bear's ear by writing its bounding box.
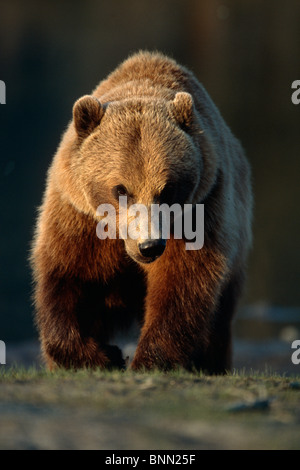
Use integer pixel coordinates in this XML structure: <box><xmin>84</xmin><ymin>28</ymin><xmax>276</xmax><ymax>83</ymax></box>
<box><xmin>172</xmin><ymin>92</ymin><xmax>194</xmax><ymax>130</ymax></box>
<box><xmin>73</xmin><ymin>95</ymin><xmax>105</xmax><ymax>140</ymax></box>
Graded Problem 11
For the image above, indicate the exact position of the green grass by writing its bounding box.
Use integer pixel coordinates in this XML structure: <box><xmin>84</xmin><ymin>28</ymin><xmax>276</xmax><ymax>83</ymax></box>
<box><xmin>0</xmin><ymin>366</ymin><xmax>300</xmax><ymax>449</ymax></box>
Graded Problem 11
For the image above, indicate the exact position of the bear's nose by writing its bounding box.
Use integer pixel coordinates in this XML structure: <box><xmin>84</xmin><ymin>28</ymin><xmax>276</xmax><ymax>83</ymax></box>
<box><xmin>138</xmin><ymin>239</ymin><xmax>166</xmax><ymax>260</ymax></box>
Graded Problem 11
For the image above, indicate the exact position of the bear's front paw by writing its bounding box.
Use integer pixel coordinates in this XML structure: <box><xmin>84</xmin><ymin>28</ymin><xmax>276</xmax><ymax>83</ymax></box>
<box><xmin>43</xmin><ymin>338</ymin><xmax>125</xmax><ymax>370</ymax></box>
<box><xmin>130</xmin><ymin>344</ymin><xmax>177</xmax><ymax>372</ymax></box>
<box><xmin>130</xmin><ymin>333</ymin><xmax>202</xmax><ymax>372</ymax></box>
<box><xmin>103</xmin><ymin>344</ymin><xmax>126</xmax><ymax>370</ymax></box>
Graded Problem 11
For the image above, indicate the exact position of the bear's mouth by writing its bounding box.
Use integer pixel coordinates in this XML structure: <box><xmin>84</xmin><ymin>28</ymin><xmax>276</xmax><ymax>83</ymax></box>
<box><xmin>130</xmin><ymin>254</ymin><xmax>161</xmax><ymax>265</ymax></box>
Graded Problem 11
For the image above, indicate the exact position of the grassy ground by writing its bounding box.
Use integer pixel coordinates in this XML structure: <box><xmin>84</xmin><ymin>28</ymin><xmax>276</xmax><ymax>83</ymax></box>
<box><xmin>0</xmin><ymin>366</ymin><xmax>299</xmax><ymax>450</ymax></box>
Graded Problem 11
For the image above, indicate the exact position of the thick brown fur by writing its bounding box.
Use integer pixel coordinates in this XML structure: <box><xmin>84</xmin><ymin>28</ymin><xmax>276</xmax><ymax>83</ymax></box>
<box><xmin>30</xmin><ymin>51</ymin><xmax>252</xmax><ymax>373</ymax></box>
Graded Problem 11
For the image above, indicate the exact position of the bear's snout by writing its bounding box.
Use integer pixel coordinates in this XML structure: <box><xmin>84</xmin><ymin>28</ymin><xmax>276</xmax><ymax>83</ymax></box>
<box><xmin>138</xmin><ymin>239</ymin><xmax>166</xmax><ymax>262</ymax></box>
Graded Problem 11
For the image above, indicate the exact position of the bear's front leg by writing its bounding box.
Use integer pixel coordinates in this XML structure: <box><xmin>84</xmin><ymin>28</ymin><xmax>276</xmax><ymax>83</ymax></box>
<box><xmin>35</xmin><ymin>271</ymin><xmax>124</xmax><ymax>370</ymax></box>
<box><xmin>131</xmin><ymin>239</ymin><xmax>228</xmax><ymax>373</ymax></box>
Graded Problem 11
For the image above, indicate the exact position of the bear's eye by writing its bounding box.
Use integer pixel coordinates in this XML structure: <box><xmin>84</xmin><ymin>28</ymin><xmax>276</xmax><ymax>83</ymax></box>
<box><xmin>112</xmin><ymin>185</ymin><xmax>128</xmax><ymax>199</ymax></box>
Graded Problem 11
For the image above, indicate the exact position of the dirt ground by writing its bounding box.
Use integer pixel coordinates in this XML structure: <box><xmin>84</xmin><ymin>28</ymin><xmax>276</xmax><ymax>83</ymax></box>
<box><xmin>0</xmin><ymin>369</ymin><xmax>300</xmax><ymax>450</ymax></box>
<box><xmin>1</xmin><ymin>334</ymin><xmax>300</xmax><ymax>450</ymax></box>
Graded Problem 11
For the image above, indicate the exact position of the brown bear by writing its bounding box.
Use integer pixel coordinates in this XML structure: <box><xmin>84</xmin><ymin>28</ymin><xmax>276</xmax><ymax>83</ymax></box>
<box><xmin>30</xmin><ymin>51</ymin><xmax>252</xmax><ymax>374</ymax></box>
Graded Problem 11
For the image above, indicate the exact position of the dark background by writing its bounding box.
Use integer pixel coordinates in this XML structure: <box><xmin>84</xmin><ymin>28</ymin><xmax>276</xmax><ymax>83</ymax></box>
<box><xmin>0</xmin><ymin>0</ymin><xmax>299</xmax><ymax>343</ymax></box>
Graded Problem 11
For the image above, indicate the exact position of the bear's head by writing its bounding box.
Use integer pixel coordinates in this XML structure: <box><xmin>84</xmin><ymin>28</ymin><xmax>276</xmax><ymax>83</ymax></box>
<box><xmin>71</xmin><ymin>93</ymin><xmax>212</xmax><ymax>264</ymax></box>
